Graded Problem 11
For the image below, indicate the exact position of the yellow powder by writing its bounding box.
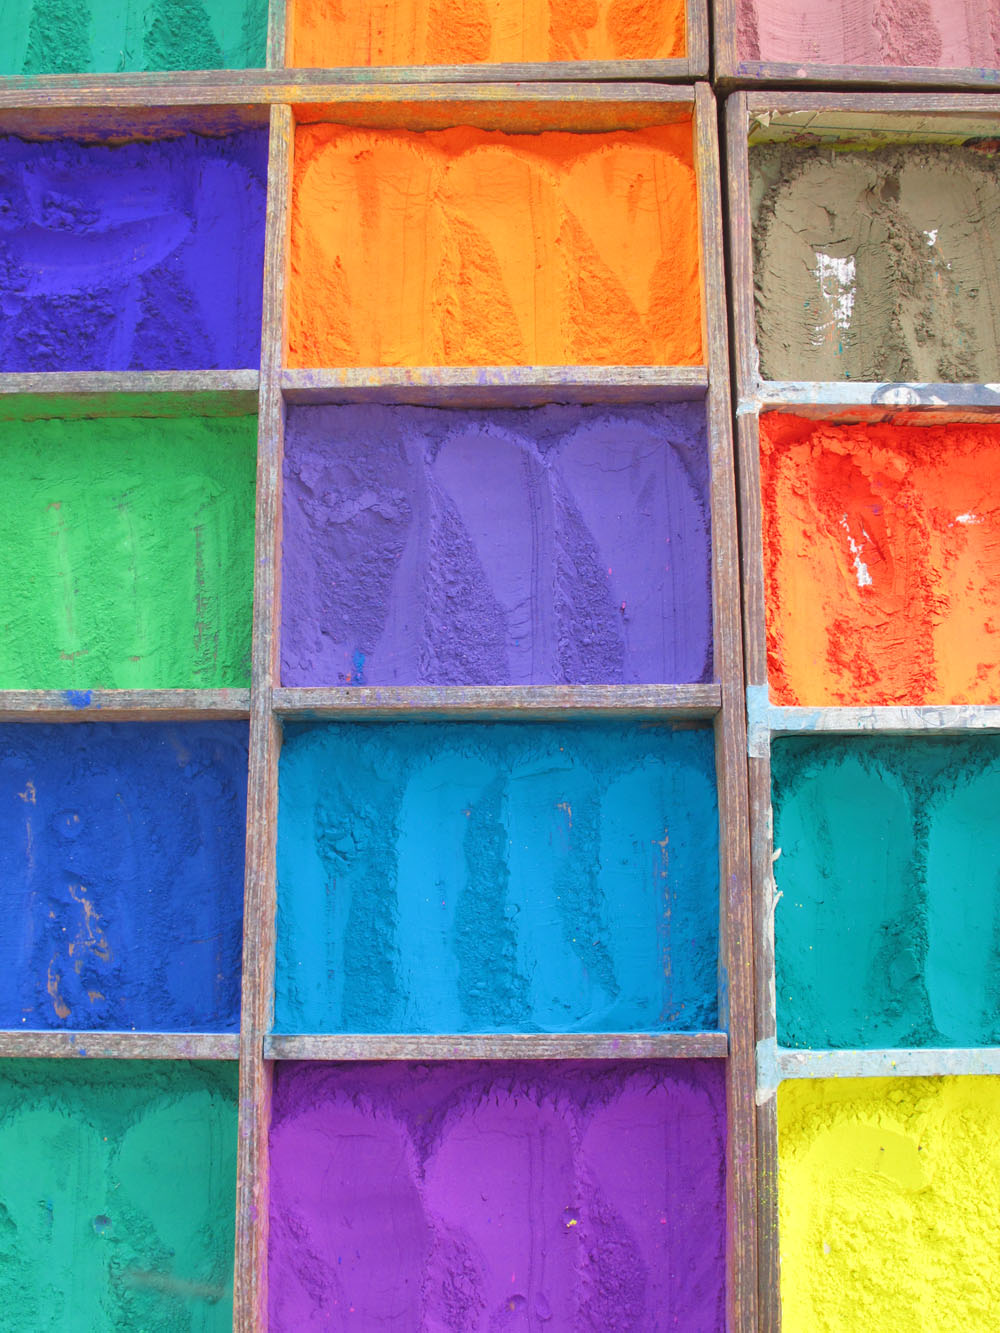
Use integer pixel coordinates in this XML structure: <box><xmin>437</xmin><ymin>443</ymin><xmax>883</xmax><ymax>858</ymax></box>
<box><xmin>779</xmin><ymin>1077</ymin><xmax>1000</xmax><ymax>1330</ymax></box>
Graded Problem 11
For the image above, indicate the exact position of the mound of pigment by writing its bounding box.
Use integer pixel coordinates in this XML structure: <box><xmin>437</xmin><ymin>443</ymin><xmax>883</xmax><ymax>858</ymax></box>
<box><xmin>281</xmin><ymin>402</ymin><xmax>711</xmax><ymax>687</ymax></box>
<box><xmin>779</xmin><ymin>1077</ymin><xmax>1000</xmax><ymax>1331</ymax></box>
<box><xmin>275</xmin><ymin>721</ymin><xmax>718</xmax><ymax>1034</ymax></box>
<box><xmin>269</xmin><ymin>1060</ymin><xmax>726</xmax><ymax>1330</ymax></box>
<box><xmin>290</xmin><ymin>0</ymin><xmax>684</xmax><ymax>66</ymax></box>
<box><xmin>288</xmin><ymin>122</ymin><xmax>702</xmax><ymax>368</ymax></box>
<box><xmin>772</xmin><ymin>735</ymin><xmax>1000</xmax><ymax>1049</ymax></box>
<box><xmin>0</xmin><ymin>0</ymin><xmax>267</xmax><ymax>73</ymax></box>
<box><xmin>760</xmin><ymin>414</ymin><xmax>1000</xmax><ymax>706</ymax></box>
<box><xmin>0</xmin><ymin>131</ymin><xmax>267</xmax><ymax>372</ymax></box>
<box><xmin>751</xmin><ymin>143</ymin><xmax>1000</xmax><ymax>382</ymax></box>
<box><xmin>0</xmin><ymin>1059</ymin><xmax>237</xmax><ymax>1330</ymax></box>
<box><xmin>737</xmin><ymin>0</ymin><xmax>1000</xmax><ymax>69</ymax></box>
<box><xmin>0</xmin><ymin>413</ymin><xmax>256</xmax><ymax>691</ymax></box>
<box><xmin>0</xmin><ymin>722</ymin><xmax>248</xmax><ymax>1032</ymax></box>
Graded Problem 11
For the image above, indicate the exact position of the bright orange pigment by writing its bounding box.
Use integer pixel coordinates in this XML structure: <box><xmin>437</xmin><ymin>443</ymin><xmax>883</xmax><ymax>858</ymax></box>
<box><xmin>290</xmin><ymin>0</ymin><xmax>685</xmax><ymax>67</ymax></box>
<box><xmin>761</xmin><ymin>414</ymin><xmax>1000</xmax><ymax>706</ymax></box>
<box><xmin>288</xmin><ymin>123</ymin><xmax>703</xmax><ymax>369</ymax></box>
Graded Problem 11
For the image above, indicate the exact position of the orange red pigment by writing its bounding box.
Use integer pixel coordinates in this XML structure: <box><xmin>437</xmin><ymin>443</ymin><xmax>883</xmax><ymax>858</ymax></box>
<box><xmin>290</xmin><ymin>0</ymin><xmax>685</xmax><ymax>67</ymax></box>
<box><xmin>287</xmin><ymin>122</ymin><xmax>702</xmax><ymax>369</ymax></box>
<box><xmin>761</xmin><ymin>414</ymin><xmax>1000</xmax><ymax>706</ymax></box>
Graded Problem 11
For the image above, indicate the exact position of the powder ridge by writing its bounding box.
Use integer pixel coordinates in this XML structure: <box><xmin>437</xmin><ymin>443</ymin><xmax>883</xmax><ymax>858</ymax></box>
<box><xmin>0</xmin><ymin>1059</ymin><xmax>237</xmax><ymax>1330</ymax></box>
<box><xmin>760</xmin><ymin>414</ymin><xmax>1000</xmax><ymax>706</ymax></box>
<box><xmin>752</xmin><ymin>143</ymin><xmax>1000</xmax><ymax>383</ymax></box>
<box><xmin>288</xmin><ymin>122</ymin><xmax>702</xmax><ymax>368</ymax></box>
<box><xmin>281</xmin><ymin>402</ymin><xmax>712</xmax><ymax>687</ymax></box>
<box><xmin>772</xmin><ymin>735</ymin><xmax>1000</xmax><ymax>1049</ymax></box>
<box><xmin>0</xmin><ymin>413</ymin><xmax>256</xmax><ymax>691</ymax></box>
<box><xmin>268</xmin><ymin>1060</ymin><xmax>726</xmax><ymax>1331</ymax></box>
<box><xmin>290</xmin><ymin>0</ymin><xmax>685</xmax><ymax>66</ymax></box>
<box><xmin>0</xmin><ymin>131</ymin><xmax>268</xmax><ymax>372</ymax></box>
<box><xmin>0</xmin><ymin>0</ymin><xmax>267</xmax><ymax>73</ymax></box>
<box><xmin>275</xmin><ymin>721</ymin><xmax>719</xmax><ymax>1034</ymax></box>
<box><xmin>779</xmin><ymin>1077</ymin><xmax>1000</xmax><ymax>1331</ymax></box>
<box><xmin>0</xmin><ymin>722</ymin><xmax>248</xmax><ymax>1032</ymax></box>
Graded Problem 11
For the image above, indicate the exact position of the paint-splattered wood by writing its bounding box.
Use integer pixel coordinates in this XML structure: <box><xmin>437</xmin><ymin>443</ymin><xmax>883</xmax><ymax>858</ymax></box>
<box><xmin>0</xmin><ymin>690</ymin><xmax>250</xmax><ymax>721</ymax></box>
<box><xmin>772</xmin><ymin>1044</ymin><xmax>1000</xmax><ymax>1081</ymax></box>
<box><xmin>268</xmin><ymin>0</ymin><xmax>287</xmax><ymax>68</ymax></box>
<box><xmin>282</xmin><ymin>366</ymin><xmax>708</xmax><ymax>407</ymax></box>
<box><xmin>0</xmin><ymin>371</ymin><xmax>259</xmax><ymax>420</ymax></box>
<box><xmin>273</xmin><ymin>685</ymin><xmax>721</xmax><ymax>720</ymax></box>
<box><xmin>0</xmin><ymin>1032</ymin><xmax>239</xmax><ymax>1059</ymax></box>
<box><xmin>264</xmin><ymin>1033</ymin><xmax>729</xmax><ymax>1060</ymax></box>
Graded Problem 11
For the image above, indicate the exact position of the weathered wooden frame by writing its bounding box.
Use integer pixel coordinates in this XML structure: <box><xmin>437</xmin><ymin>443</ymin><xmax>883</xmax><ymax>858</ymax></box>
<box><xmin>0</xmin><ymin>80</ymin><xmax>755</xmax><ymax>1332</ymax></box>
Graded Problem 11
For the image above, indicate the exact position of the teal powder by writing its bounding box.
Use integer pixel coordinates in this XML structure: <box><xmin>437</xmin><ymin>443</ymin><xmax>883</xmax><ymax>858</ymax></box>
<box><xmin>275</xmin><ymin>722</ymin><xmax>720</xmax><ymax>1035</ymax></box>
<box><xmin>773</xmin><ymin>736</ymin><xmax>1000</xmax><ymax>1049</ymax></box>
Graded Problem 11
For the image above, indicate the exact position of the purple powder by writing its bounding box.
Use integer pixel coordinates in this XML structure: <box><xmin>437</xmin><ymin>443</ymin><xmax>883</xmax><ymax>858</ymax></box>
<box><xmin>280</xmin><ymin>403</ymin><xmax>712</xmax><ymax>686</ymax></box>
<box><xmin>268</xmin><ymin>1060</ymin><xmax>726</xmax><ymax>1330</ymax></box>
<box><xmin>0</xmin><ymin>130</ymin><xmax>267</xmax><ymax>371</ymax></box>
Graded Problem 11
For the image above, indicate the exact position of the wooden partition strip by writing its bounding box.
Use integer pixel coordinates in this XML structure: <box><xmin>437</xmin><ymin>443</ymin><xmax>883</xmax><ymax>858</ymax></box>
<box><xmin>268</xmin><ymin>0</ymin><xmax>287</xmax><ymax>69</ymax></box>
<box><xmin>724</xmin><ymin>93</ymin><xmax>757</xmax><ymax>404</ymax></box>
<box><xmin>696</xmin><ymin>83</ymin><xmax>757</xmax><ymax>1333</ymax></box>
<box><xmin>273</xmin><ymin>684</ymin><xmax>721</xmax><ymax>720</ymax></box>
<box><xmin>0</xmin><ymin>1032</ymin><xmax>240</xmax><ymax>1059</ymax></box>
<box><xmin>0</xmin><ymin>690</ymin><xmax>250</xmax><ymax>721</ymax></box>
<box><xmin>265</xmin><ymin>1033</ymin><xmax>729</xmax><ymax>1060</ymax></box>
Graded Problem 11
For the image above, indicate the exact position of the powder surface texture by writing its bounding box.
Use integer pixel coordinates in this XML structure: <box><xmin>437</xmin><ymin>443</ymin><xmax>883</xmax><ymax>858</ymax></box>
<box><xmin>752</xmin><ymin>143</ymin><xmax>1000</xmax><ymax>382</ymax></box>
<box><xmin>268</xmin><ymin>1060</ymin><xmax>726</xmax><ymax>1331</ymax></box>
<box><xmin>288</xmin><ymin>122</ymin><xmax>702</xmax><ymax>368</ymax></box>
<box><xmin>0</xmin><ymin>131</ymin><xmax>267</xmax><ymax>372</ymax></box>
<box><xmin>779</xmin><ymin>1077</ymin><xmax>1000</xmax><ymax>1331</ymax></box>
<box><xmin>0</xmin><ymin>413</ymin><xmax>256</xmax><ymax>690</ymax></box>
<box><xmin>281</xmin><ymin>403</ymin><xmax>711</xmax><ymax>687</ymax></box>
<box><xmin>0</xmin><ymin>722</ymin><xmax>248</xmax><ymax>1032</ymax></box>
<box><xmin>772</xmin><ymin>735</ymin><xmax>1000</xmax><ymax>1049</ymax></box>
<box><xmin>0</xmin><ymin>0</ymin><xmax>266</xmax><ymax>72</ymax></box>
<box><xmin>290</xmin><ymin>0</ymin><xmax>684</xmax><ymax>66</ymax></box>
<box><xmin>0</xmin><ymin>1059</ymin><xmax>237</xmax><ymax>1330</ymax></box>
<box><xmin>761</xmin><ymin>414</ymin><xmax>1000</xmax><ymax>706</ymax></box>
<box><xmin>275</xmin><ymin>722</ymin><xmax>718</xmax><ymax>1034</ymax></box>
<box><xmin>738</xmin><ymin>0</ymin><xmax>1000</xmax><ymax>68</ymax></box>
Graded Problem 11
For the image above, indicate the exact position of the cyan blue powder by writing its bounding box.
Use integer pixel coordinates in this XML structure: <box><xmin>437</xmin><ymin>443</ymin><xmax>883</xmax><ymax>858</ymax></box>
<box><xmin>0</xmin><ymin>722</ymin><xmax>248</xmax><ymax>1032</ymax></box>
<box><xmin>275</xmin><ymin>722</ymin><xmax>719</xmax><ymax>1034</ymax></box>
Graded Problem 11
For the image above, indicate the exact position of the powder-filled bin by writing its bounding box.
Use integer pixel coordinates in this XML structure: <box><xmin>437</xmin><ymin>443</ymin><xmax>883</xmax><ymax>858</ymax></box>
<box><xmin>778</xmin><ymin>1076</ymin><xmax>1000</xmax><ymax>1330</ymax></box>
<box><xmin>0</xmin><ymin>1058</ymin><xmax>238</xmax><ymax>1327</ymax></box>
<box><xmin>772</xmin><ymin>735</ymin><xmax>1000</xmax><ymax>1050</ymax></box>
<box><xmin>281</xmin><ymin>402</ymin><xmax>712</xmax><ymax>687</ymax></box>
<box><xmin>0</xmin><ymin>130</ymin><xmax>268</xmax><ymax>372</ymax></box>
<box><xmin>268</xmin><ymin>1059</ymin><xmax>726</xmax><ymax>1329</ymax></box>
<box><xmin>0</xmin><ymin>722</ymin><xmax>248</xmax><ymax>1033</ymax></box>
<box><xmin>275</xmin><ymin>721</ymin><xmax>719</xmax><ymax>1034</ymax></box>
<box><xmin>0</xmin><ymin>411</ymin><xmax>256</xmax><ymax>691</ymax></box>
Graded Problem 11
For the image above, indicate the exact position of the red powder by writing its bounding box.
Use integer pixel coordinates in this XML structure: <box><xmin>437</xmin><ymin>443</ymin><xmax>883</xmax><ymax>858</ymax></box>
<box><xmin>761</xmin><ymin>414</ymin><xmax>1000</xmax><ymax>706</ymax></box>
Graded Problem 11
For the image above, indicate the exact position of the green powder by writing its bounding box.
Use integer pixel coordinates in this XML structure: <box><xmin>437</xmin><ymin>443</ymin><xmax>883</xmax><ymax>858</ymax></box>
<box><xmin>3</xmin><ymin>0</ymin><xmax>267</xmax><ymax>74</ymax></box>
<box><xmin>0</xmin><ymin>414</ymin><xmax>256</xmax><ymax>691</ymax></box>
<box><xmin>0</xmin><ymin>1060</ymin><xmax>237</xmax><ymax>1330</ymax></box>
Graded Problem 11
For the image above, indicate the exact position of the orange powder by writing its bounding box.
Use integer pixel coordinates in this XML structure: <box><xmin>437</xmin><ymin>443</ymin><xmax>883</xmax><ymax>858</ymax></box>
<box><xmin>290</xmin><ymin>0</ymin><xmax>685</xmax><ymax>67</ymax></box>
<box><xmin>761</xmin><ymin>414</ymin><xmax>1000</xmax><ymax>706</ymax></box>
<box><xmin>287</xmin><ymin>122</ymin><xmax>702</xmax><ymax>369</ymax></box>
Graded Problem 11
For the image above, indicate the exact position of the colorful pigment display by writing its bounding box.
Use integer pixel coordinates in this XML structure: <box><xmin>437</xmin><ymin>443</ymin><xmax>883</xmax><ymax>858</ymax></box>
<box><xmin>0</xmin><ymin>131</ymin><xmax>268</xmax><ymax>373</ymax></box>
<box><xmin>772</xmin><ymin>735</ymin><xmax>1000</xmax><ymax>1050</ymax></box>
<box><xmin>268</xmin><ymin>1060</ymin><xmax>727</xmax><ymax>1330</ymax></box>
<box><xmin>0</xmin><ymin>722</ymin><xmax>248</xmax><ymax>1032</ymax></box>
<box><xmin>779</xmin><ymin>1077</ymin><xmax>1000</xmax><ymax>1331</ymax></box>
<box><xmin>289</xmin><ymin>0</ymin><xmax>686</xmax><ymax>66</ymax></box>
<box><xmin>760</xmin><ymin>413</ymin><xmax>1000</xmax><ymax>706</ymax></box>
<box><xmin>0</xmin><ymin>413</ymin><xmax>256</xmax><ymax>691</ymax></box>
<box><xmin>288</xmin><ymin>122</ymin><xmax>702</xmax><ymax>368</ymax></box>
<box><xmin>275</xmin><ymin>721</ymin><xmax>719</xmax><ymax>1034</ymax></box>
<box><xmin>751</xmin><ymin>143</ymin><xmax>1000</xmax><ymax>382</ymax></box>
<box><xmin>281</xmin><ymin>402</ymin><xmax>712</xmax><ymax>687</ymax></box>
<box><xmin>737</xmin><ymin>0</ymin><xmax>1000</xmax><ymax>69</ymax></box>
<box><xmin>0</xmin><ymin>1059</ymin><xmax>238</xmax><ymax>1329</ymax></box>
<box><xmin>0</xmin><ymin>0</ymin><xmax>267</xmax><ymax>73</ymax></box>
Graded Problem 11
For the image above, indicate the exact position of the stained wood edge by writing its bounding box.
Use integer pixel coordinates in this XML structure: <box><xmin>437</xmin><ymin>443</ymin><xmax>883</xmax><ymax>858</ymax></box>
<box><xmin>719</xmin><ymin>58</ymin><xmax>1000</xmax><ymax>93</ymax></box>
<box><xmin>771</xmin><ymin>1044</ymin><xmax>1000</xmax><ymax>1081</ymax></box>
<box><xmin>748</xmin><ymin>382</ymin><xmax>1000</xmax><ymax>414</ymax></box>
<box><xmin>263</xmin><ymin>1033</ymin><xmax>728</xmax><ymax>1060</ymax></box>
<box><xmin>273</xmin><ymin>685</ymin><xmax>721</xmax><ymax>720</ymax></box>
<box><xmin>0</xmin><ymin>1031</ymin><xmax>239</xmax><ymax>1059</ymax></box>
<box><xmin>685</xmin><ymin>0</ymin><xmax>710</xmax><ymax>79</ymax></box>
<box><xmin>762</xmin><ymin>704</ymin><xmax>1000</xmax><ymax>739</ymax></box>
<box><xmin>0</xmin><ymin>689</ymin><xmax>250</xmax><ymax>721</ymax></box>
<box><xmin>268</xmin><ymin>0</ymin><xmax>287</xmax><ymax>68</ymax></box>
<box><xmin>735</xmin><ymin>414</ymin><xmax>768</xmax><ymax>689</ymax></box>
<box><xmin>743</xmin><ymin>90</ymin><xmax>1000</xmax><ymax>116</ymax></box>
<box><xmin>724</xmin><ymin>93</ymin><xmax>758</xmax><ymax>403</ymax></box>
<box><xmin>0</xmin><ymin>370</ymin><xmax>259</xmax><ymax>394</ymax></box>
<box><xmin>711</xmin><ymin>0</ymin><xmax>741</xmax><ymax>82</ymax></box>
<box><xmin>0</xmin><ymin>371</ymin><xmax>259</xmax><ymax>421</ymax></box>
